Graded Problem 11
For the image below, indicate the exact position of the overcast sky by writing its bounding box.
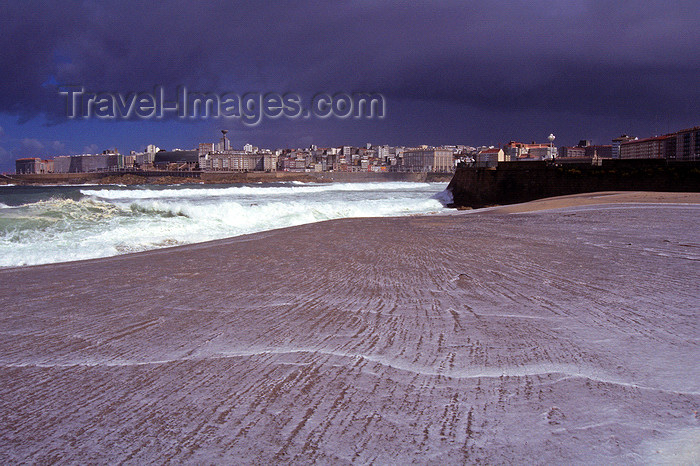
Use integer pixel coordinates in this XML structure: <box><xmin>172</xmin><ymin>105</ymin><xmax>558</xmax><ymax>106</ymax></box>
<box><xmin>1</xmin><ymin>0</ymin><xmax>698</xmax><ymax>171</ymax></box>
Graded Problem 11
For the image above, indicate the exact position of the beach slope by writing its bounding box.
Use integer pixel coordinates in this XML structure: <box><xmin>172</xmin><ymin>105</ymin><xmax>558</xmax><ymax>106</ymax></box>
<box><xmin>0</xmin><ymin>192</ymin><xmax>698</xmax><ymax>463</ymax></box>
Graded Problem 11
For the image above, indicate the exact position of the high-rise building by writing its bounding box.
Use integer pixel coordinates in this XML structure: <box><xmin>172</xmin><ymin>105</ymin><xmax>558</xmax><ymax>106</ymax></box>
<box><xmin>672</xmin><ymin>126</ymin><xmax>700</xmax><ymax>160</ymax></box>
<box><xmin>612</xmin><ymin>135</ymin><xmax>636</xmax><ymax>159</ymax></box>
<box><xmin>620</xmin><ymin>135</ymin><xmax>669</xmax><ymax>159</ymax></box>
<box><xmin>220</xmin><ymin>130</ymin><xmax>231</xmax><ymax>151</ymax></box>
<box><xmin>618</xmin><ymin>127</ymin><xmax>699</xmax><ymax>160</ymax></box>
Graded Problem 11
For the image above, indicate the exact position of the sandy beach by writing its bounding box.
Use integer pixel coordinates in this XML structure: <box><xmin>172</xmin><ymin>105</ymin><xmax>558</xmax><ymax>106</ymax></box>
<box><xmin>487</xmin><ymin>191</ymin><xmax>700</xmax><ymax>214</ymax></box>
<box><xmin>0</xmin><ymin>191</ymin><xmax>698</xmax><ymax>464</ymax></box>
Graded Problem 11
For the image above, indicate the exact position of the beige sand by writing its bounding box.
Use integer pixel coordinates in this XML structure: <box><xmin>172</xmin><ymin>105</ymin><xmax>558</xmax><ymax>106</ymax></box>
<box><xmin>487</xmin><ymin>190</ymin><xmax>700</xmax><ymax>214</ymax></box>
<box><xmin>0</xmin><ymin>193</ymin><xmax>698</xmax><ymax>463</ymax></box>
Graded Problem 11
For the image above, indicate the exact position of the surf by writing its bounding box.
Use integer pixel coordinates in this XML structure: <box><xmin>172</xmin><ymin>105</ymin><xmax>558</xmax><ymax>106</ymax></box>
<box><xmin>0</xmin><ymin>182</ymin><xmax>448</xmax><ymax>267</ymax></box>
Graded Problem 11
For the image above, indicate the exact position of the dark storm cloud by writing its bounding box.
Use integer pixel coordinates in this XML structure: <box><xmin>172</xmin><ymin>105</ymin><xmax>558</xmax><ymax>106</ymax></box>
<box><xmin>1</xmin><ymin>0</ymin><xmax>698</xmax><ymax>124</ymax></box>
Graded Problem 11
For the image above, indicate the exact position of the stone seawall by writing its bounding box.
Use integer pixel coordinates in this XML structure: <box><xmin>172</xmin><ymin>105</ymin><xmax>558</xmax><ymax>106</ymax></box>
<box><xmin>4</xmin><ymin>171</ymin><xmax>200</xmax><ymax>185</ymax></box>
<box><xmin>447</xmin><ymin>159</ymin><xmax>700</xmax><ymax>208</ymax></box>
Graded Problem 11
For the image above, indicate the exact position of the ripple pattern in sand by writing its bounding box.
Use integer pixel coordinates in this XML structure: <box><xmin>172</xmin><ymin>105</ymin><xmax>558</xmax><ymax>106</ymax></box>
<box><xmin>0</xmin><ymin>206</ymin><xmax>698</xmax><ymax>463</ymax></box>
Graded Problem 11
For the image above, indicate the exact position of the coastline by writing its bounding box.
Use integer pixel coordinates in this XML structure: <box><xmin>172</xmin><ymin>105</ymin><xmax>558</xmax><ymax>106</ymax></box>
<box><xmin>1</xmin><ymin>170</ymin><xmax>453</xmax><ymax>186</ymax></box>
<box><xmin>0</xmin><ymin>193</ymin><xmax>698</xmax><ymax>463</ymax></box>
<box><xmin>0</xmin><ymin>180</ymin><xmax>450</xmax><ymax>268</ymax></box>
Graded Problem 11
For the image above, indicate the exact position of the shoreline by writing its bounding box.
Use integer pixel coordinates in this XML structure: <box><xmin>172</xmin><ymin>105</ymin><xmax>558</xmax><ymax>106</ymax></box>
<box><xmin>1</xmin><ymin>170</ymin><xmax>453</xmax><ymax>186</ymax></box>
<box><xmin>1</xmin><ymin>191</ymin><xmax>698</xmax><ymax>272</ymax></box>
<box><xmin>0</xmin><ymin>179</ymin><xmax>451</xmax><ymax>270</ymax></box>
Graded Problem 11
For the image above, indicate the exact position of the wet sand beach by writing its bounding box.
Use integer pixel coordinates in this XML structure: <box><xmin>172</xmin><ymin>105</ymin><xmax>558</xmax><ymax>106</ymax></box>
<box><xmin>1</xmin><ymin>192</ymin><xmax>698</xmax><ymax>463</ymax></box>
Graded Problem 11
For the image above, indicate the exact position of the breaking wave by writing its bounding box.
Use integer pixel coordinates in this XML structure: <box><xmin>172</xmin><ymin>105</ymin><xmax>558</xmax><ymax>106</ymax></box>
<box><xmin>80</xmin><ymin>182</ymin><xmax>436</xmax><ymax>200</ymax></box>
<box><xmin>0</xmin><ymin>182</ymin><xmax>447</xmax><ymax>267</ymax></box>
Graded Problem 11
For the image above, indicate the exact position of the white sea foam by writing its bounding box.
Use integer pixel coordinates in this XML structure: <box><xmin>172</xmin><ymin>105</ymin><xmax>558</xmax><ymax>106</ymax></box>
<box><xmin>0</xmin><ymin>182</ymin><xmax>448</xmax><ymax>267</ymax></box>
<box><xmin>432</xmin><ymin>188</ymin><xmax>453</xmax><ymax>205</ymax></box>
<box><xmin>80</xmin><ymin>182</ymin><xmax>434</xmax><ymax>200</ymax></box>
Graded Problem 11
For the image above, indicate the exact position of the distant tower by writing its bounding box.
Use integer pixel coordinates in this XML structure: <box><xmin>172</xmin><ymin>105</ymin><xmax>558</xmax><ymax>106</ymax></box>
<box><xmin>221</xmin><ymin>130</ymin><xmax>230</xmax><ymax>151</ymax></box>
<box><xmin>548</xmin><ymin>133</ymin><xmax>556</xmax><ymax>160</ymax></box>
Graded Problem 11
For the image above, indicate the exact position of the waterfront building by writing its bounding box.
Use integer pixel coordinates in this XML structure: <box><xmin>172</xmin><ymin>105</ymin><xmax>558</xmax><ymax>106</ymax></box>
<box><xmin>557</xmin><ymin>143</ymin><xmax>609</xmax><ymax>163</ymax></box>
<box><xmin>504</xmin><ymin>141</ymin><xmax>556</xmax><ymax>160</ymax></box>
<box><xmin>128</xmin><ymin>144</ymin><xmax>160</xmax><ymax>168</ymax></box>
<box><xmin>476</xmin><ymin>148</ymin><xmax>505</xmax><ymax>168</ymax></box>
<box><xmin>279</xmin><ymin>154</ymin><xmax>307</xmax><ymax>171</ymax></box>
<box><xmin>133</xmin><ymin>153</ymin><xmax>151</xmax><ymax>168</ymax></box>
<box><xmin>199</xmin><ymin>150</ymin><xmax>277</xmax><ymax>172</ymax></box>
<box><xmin>198</xmin><ymin>143</ymin><xmax>215</xmax><ymax>157</ymax></box>
<box><xmin>612</xmin><ymin>135</ymin><xmax>636</xmax><ymax>159</ymax></box>
<box><xmin>528</xmin><ymin>146</ymin><xmax>558</xmax><ymax>160</ymax></box>
<box><xmin>123</xmin><ymin>155</ymin><xmax>136</xmax><ymax>169</ymax></box>
<box><xmin>360</xmin><ymin>156</ymin><xmax>369</xmax><ymax>171</ymax></box>
<box><xmin>584</xmin><ymin>145</ymin><xmax>612</xmax><ymax>159</ymax></box>
<box><xmin>340</xmin><ymin>145</ymin><xmax>353</xmax><ymax>164</ymax></box>
<box><xmin>620</xmin><ymin>135</ymin><xmax>670</xmax><ymax>159</ymax></box>
<box><xmin>52</xmin><ymin>155</ymin><xmax>71</xmax><ymax>173</ymax></box>
<box><xmin>153</xmin><ymin>150</ymin><xmax>199</xmax><ymax>170</ymax></box>
<box><xmin>53</xmin><ymin>153</ymin><xmax>120</xmax><ymax>173</ymax></box>
<box><xmin>672</xmin><ymin>126</ymin><xmax>700</xmax><ymax>160</ymax></box>
<box><xmin>401</xmin><ymin>148</ymin><xmax>454</xmax><ymax>172</ymax></box>
<box><xmin>559</xmin><ymin>146</ymin><xmax>586</xmax><ymax>158</ymax></box>
<box><xmin>616</xmin><ymin>127</ymin><xmax>699</xmax><ymax>160</ymax></box>
<box><xmin>376</xmin><ymin>145</ymin><xmax>390</xmax><ymax>163</ymax></box>
<box><xmin>15</xmin><ymin>158</ymin><xmax>39</xmax><ymax>174</ymax></box>
<box><xmin>504</xmin><ymin>142</ymin><xmax>524</xmax><ymax>160</ymax></box>
<box><xmin>15</xmin><ymin>157</ymin><xmax>53</xmax><ymax>174</ymax></box>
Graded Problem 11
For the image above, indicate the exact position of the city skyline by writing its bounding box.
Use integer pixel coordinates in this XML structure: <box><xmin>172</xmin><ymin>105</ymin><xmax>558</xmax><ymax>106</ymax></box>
<box><xmin>1</xmin><ymin>1</ymin><xmax>699</xmax><ymax>172</ymax></box>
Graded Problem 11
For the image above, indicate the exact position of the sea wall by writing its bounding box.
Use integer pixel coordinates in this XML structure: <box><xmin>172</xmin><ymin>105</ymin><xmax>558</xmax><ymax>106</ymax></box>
<box><xmin>4</xmin><ymin>171</ymin><xmax>199</xmax><ymax>185</ymax></box>
<box><xmin>447</xmin><ymin>159</ymin><xmax>700</xmax><ymax>208</ymax></box>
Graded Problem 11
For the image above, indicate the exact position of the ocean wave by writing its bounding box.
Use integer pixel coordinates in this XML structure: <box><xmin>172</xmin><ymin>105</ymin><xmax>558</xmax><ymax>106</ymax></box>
<box><xmin>1</xmin><ymin>183</ymin><xmax>447</xmax><ymax>267</ymax></box>
<box><xmin>128</xmin><ymin>202</ymin><xmax>190</xmax><ymax>218</ymax></box>
<box><xmin>432</xmin><ymin>189</ymin><xmax>453</xmax><ymax>206</ymax></box>
<box><xmin>0</xmin><ymin>196</ymin><xmax>186</xmax><ymax>220</ymax></box>
<box><xmin>80</xmin><ymin>182</ymin><xmax>436</xmax><ymax>200</ymax></box>
<box><xmin>1</xmin><ymin>197</ymin><xmax>120</xmax><ymax>218</ymax></box>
